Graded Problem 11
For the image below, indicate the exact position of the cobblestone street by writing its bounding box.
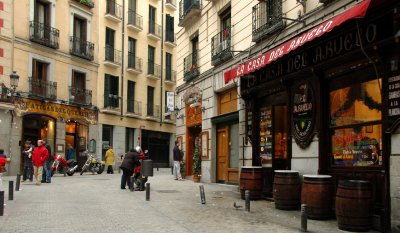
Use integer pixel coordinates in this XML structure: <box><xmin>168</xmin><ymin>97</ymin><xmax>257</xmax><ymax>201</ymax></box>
<box><xmin>0</xmin><ymin>169</ymin><xmax>367</xmax><ymax>233</ymax></box>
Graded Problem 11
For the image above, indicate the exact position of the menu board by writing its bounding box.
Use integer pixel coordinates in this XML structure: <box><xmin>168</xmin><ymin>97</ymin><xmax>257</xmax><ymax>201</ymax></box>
<box><xmin>245</xmin><ymin>102</ymin><xmax>253</xmax><ymax>144</ymax></box>
<box><xmin>260</xmin><ymin>107</ymin><xmax>272</xmax><ymax>167</ymax></box>
<box><xmin>388</xmin><ymin>75</ymin><xmax>400</xmax><ymax>118</ymax></box>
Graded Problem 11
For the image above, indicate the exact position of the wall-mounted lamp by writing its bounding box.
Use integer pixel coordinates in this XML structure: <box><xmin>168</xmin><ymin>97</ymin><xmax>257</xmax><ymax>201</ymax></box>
<box><xmin>201</xmin><ymin>107</ymin><xmax>206</xmax><ymax>113</ymax></box>
<box><xmin>174</xmin><ymin>106</ymin><xmax>180</xmax><ymax>115</ymax></box>
<box><xmin>9</xmin><ymin>71</ymin><xmax>20</xmax><ymax>93</ymax></box>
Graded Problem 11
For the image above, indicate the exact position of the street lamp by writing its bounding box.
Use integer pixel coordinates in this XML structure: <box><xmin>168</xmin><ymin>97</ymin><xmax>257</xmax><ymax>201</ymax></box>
<box><xmin>9</xmin><ymin>71</ymin><xmax>20</xmax><ymax>94</ymax></box>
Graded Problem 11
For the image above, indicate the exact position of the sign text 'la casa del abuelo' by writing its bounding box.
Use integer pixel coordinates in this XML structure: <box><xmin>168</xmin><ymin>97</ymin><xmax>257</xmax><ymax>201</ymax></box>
<box><xmin>15</xmin><ymin>99</ymin><xmax>98</xmax><ymax>124</ymax></box>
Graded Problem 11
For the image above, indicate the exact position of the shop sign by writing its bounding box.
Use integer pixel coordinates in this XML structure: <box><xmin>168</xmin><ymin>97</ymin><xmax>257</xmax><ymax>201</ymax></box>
<box><xmin>292</xmin><ymin>81</ymin><xmax>316</xmax><ymax>149</ymax></box>
<box><xmin>224</xmin><ymin>0</ymin><xmax>371</xmax><ymax>84</ymax></box>
<box><xmin>387</xmin><ymin>75</ymin><xmax>400</xmax><ymax>132</ymax></box>
<box><xmin>166</xmin><ymin>91</ymin><xmax>175</xmax><ymax>112</ymax></box>
<box><xmin>15</xmin><ymin>99</ymin><xmax>98</xmax><ymax>124</ymax></box>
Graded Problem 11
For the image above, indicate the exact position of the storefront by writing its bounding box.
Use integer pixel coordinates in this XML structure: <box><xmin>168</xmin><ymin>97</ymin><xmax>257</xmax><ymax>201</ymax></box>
<box><xmin>225</xmin><ymin>0</ymin><xmax>399</xmax><ymax>231</ymax></box>
<box><xmin>15</xmin><ymin>98</ymin><xmax>98</xmax><ymax>171</ymax></box>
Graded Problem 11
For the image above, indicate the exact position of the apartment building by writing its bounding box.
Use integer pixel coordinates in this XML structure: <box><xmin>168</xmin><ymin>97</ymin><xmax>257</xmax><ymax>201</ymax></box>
<box><xmin>0</xmin><ymin>0</ymin><xmax>99</xmax><ymax>173</ymax></box>
<box><xmin>97</xmin><ymin>0</ymin><xmax>177</xmax><ymax>167</ymax></box>
<box><xmin>176</xmin><ymin>0</ymin><xmax>399</xmax><ymax>231</ymax></box>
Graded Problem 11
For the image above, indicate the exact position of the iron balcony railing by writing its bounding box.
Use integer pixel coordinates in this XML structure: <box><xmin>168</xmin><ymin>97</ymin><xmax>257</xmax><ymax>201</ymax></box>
<box><xmin>211</xmin><ymin>27</ymin><xmax>232</xmax><ymax>66</ymax></box>
<box><xmin>147</xmin><ymin>61</ymin><xmax>161</xmax><ymax>78</ymax></box>
<box><xmin>69</xmin><ymin>86</ymin><xmax>92</xmax><ymax>105</ymax></box>
<box><xmin>146</xmin><ymin>104</ymin><xmax>160</xmax><ymax>118</ymax></box>
<box><xmin>165</xmin><ymin>31</ymin><xmax>176</xmax><ymax>44</ymax></box>
<box><xmin>164</xmin><ymin>105</ymin><xmax>176</xmax><ymax>121</ymax></box>
<box><xmin>166</xmin><ymin>0</ymin><xmax>176</xmax><ymax>7</ymax></box>
<box><xmin>127</xmin><ymin>52</ymin><xmax>143</xmax><ymax>72</ymax></box>
<box><xmin>127</xmin><ymin>9</ymin><xmax>143</xmax><ymax>30</ymax></box>
<box><xmin>252</xmin><ymin>0</ymin><xmax>284</xmax><ymax>42</ymax></box>
<box><xmin>148</xmin><ymin>21</ymin><xmax>162</xmax><ymax>38</ymax></box>
<box><xmin>165</xmin><ymin>67</ymin><xmax>177</xmax><ymax>83</ymax></box>
<box><xmin>104</xmin><ymin>93</ymin><xmax>121</xmax><ymax>109</ymax></box>
<box><xmin>106</xmin><ymin>0</ymin><xmax>122</xmax><ymax>19</ymax></box>
<box><xmin>126</xmin><ymin>99</ymin><xmax>142</xmax><ymax>115</ymax></box>
<box><xmin>184</xmin><ymin>52</ymin><xmax>199</xmax><ymax>81</ymax></box>
<box><xmin>73</xmin><ymin>0</ymin><xmax>94</xmax><ymax>8</ymax></box>
<box><xmin>28</xmin><ymin>77</ymin><xmax>57</xmax><ymax>100</ymax></box>
<box><xmin>0</xmin><ymin>84</ymin><xmax>12</xmax><ymax>103</ymax></box>
<box><xmin>105</xmin><ymin>45</ymin><xmax>122</xmax><ymax>65</ymax></box>
<box><xmin>179</xmin><ymin>0</ymin><xmax>201</xmax><ymax>25</ymax></box>
<box><xmin>70</xmin><ymin>36</ymin><xmax>94</xmax><ymax>61</ymax></box>
<box><xmin>29</xmin><ymin>21</ymin><xmax>60</xmax><ymax>49</ymax></box>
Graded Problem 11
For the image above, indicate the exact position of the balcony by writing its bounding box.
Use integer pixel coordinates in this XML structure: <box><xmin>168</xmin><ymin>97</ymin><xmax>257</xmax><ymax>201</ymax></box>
<box><xmin>165</xmin><ymin>68</ymin><xmax>176</xmax><ymax>84</ymax></box>
<box><xmin>166</xmin><ymin>0</ymin><xmax>177</xmax><ymax>11</ymax></box>
<box><xmin>165</xmin><ymin>32</ymin><xmax>177</xmax><ymax>47</ymax></box>
<box><xmin>211</xmin><ymin>27</ymin><xmax>232</xmax><ymax>66</ymax></box>
<box><xmin>252</xmin><ymin>0</ymin><xmax>285</xmax><ymax>42</ymax></box>
<box><xmin>69</xmin><ymin>86</ymin><xmax>92</xmax><ymax>106</ymax></box>
<box><xmin>0</xmin><ymin>84</ymin><xmax>12</xmax><ymax>103</ymax></box>
<box><xmin>184</xmin><ymin>52</ymin><xmax>199</xmax><ymax>82</ymax></box>
<box><xmin>164</xmin><ymin>105</ymin><xmax>176</xmax><ymax>122</ymax></box>
<box><xmin>70</xmin><ymin>36</ymin><xmax>94</xmax><ymax>61</ymax></box>
<box><xmin>73</xmin><ymin>0</ymin><xmax>94</xmax><ymax>8</ymax></box>
<box><xmin>126</xmin><ymin>99</ymin><xmax>142</xmax><ymax>117</ymax></box>
<box><xmin>148</xmin><ymin>21</ymin><xmax>162</xmax><ymax>41</ymax></box>
<box><xmin>127</xmin><ymin>52</ymin><xmax>143</xmax><ymax>74</ymax></box>
<box><xmin>127</xmin><ymin>9</ymin><xmax>143</xmax><ymax>32</ymax></box>
<box><xmin>103</xmin><ymin>94</ymin><xmax>121</xmax><ymax>114</ymax></box>
<box><xmin>29</xmin><ymin>21</ymin><xmax>59</xmax><ymax>49</ymax></box>
<box><xmin>104</xmin><ymin>46</ymin><xmax>122</xmax><ymax>67</ymax></box>
<box><xmin>105</xmin><ymin>0</ymin><xmax>122</xmax><ymax>22</ymax></box>
<box><xmin>147</xmin><ymin>62</ymin><xmax>161</xmax><ymax>80</ymax></box>
<box><xmin>146</xmin><ymin>104</ymin><xmax>160</xmax><ymax>120</ymax></box>
<box><xmin>178</xmin><ymin>0</ymin><xmax>202</xmax><ymax>27</ymax></box>
<box><xmin>28</xmin><ymin>78</ymin><xmax>57</xmax><ymax>100</ymax></box>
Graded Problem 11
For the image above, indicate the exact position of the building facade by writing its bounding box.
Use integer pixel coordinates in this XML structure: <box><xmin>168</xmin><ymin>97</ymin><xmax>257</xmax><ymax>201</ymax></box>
<box><xmin>97</xmin><ymin>0</ymin><xmax>177</xmax><ymax>166</ymax></box>
<box><xmin>176</xmin><ymin>0</ymin><xmax>399</xmax><ymax>231</ymax></box>
<box><xmin>1</xmin><ymin>0</ymin><xmax>99</xmax><ymax>174</ymax></box>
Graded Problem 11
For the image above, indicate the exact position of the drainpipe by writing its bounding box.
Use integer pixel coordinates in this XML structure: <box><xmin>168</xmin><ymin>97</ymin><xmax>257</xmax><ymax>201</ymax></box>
<box><xmin>159</xmin><ymin>0</ymin><xmax>165</xmax><ymax>126</ymax></box>
<box><xmin>120</xmin><ymin>0</ymin><xmax>125</xmax><ymax>119</ymax></box>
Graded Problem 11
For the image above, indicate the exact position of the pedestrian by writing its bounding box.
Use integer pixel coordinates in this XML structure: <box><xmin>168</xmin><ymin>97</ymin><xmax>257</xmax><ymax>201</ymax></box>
<box><xmin>32</xmin><ymin>140</ymin><xmax>49</xmax><ymax>185</ymax></box>
<box><xmin>119</xmin><ymin>148</ymin><xmax>140</xmax><ymax>189</ymax></box>
<box><xmin>173</xmin><ymin>140</ymin><xmax>183</xmax><ymax>181</ymax></box>
<box><xmin>42</xmin><ymin>140</ymin><xmax>53</xmax><ymax>183</ymax></box>
<box><xmin>105</xmin><ymin>145</ymin><xmax>115</xmax><ymax>174</ymax></box>
<box><xmin>21</xmin><ymin>140</ymin><xmax>34</xmax><ymax>182</ymax></box>
<box><xmin>66</xmin><ymin>144</ymin><xmax>75</xmax><ymax>161</ymax></box>
<box><xmin>0</xmin><ymin>149</ymin><xmax>10</xmax><ymax>192</ymax></box>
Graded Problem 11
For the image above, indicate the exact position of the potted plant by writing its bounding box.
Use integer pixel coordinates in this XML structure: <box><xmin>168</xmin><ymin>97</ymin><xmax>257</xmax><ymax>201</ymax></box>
<box><xmin>193</xmin><ymin>137</ymin><xmax>201</xmax><ymax>182</ymax></box>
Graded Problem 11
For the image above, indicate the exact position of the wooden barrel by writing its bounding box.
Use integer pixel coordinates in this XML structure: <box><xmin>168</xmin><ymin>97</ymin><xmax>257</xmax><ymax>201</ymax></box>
<box><xmin>240</xmin><ymin>166</ymin><xmax>263</xmax><ymax>200</ymax></box>
<box><xmin>273</xmin><ymin>170</ymin><xmax>301</xmax><ymax>210</ymax></box>
<box><xmin>301</xmin><ymin>175</ymin><xmax>333</xmax><ymax>220</ymax></box>
<box><xmin>336</xmin><ymin>180</ymin><xmax>373</xmax><ymax>232</ymax></box>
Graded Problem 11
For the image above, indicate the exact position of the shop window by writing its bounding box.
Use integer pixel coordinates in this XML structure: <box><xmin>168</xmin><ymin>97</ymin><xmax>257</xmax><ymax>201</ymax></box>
<box><xmin>329</xmin><ymin>79</ymin><xmax>382</xmax><ymax>167</ymax></box>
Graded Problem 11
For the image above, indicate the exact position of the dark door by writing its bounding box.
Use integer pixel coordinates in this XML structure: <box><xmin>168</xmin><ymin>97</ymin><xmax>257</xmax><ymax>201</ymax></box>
<box><xmin>147</xmin><ymin>86</ymin><xmax>154</xmax><ymax>116</ymax></box>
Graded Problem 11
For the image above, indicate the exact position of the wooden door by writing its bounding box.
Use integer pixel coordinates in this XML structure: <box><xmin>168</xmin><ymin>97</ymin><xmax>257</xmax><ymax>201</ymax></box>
<box><xmin>186</xmin><ymin>129</ymin><xmax>194</xmax><ymax>176</ymax></box>
<box><xmin>217</xmin><ymin>127</ymin><xmax>229</xmax><ymax>182</ymax></box>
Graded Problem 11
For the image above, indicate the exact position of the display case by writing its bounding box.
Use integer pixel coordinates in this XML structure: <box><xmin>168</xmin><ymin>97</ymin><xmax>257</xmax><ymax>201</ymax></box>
<box><xmin>260</xmin><ymin>107</ymin><xmax>273</xmax><ymax>167</ymax></box>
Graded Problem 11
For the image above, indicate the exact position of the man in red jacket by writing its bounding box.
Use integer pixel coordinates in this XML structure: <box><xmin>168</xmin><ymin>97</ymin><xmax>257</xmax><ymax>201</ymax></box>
<box><xmin>32</xmin><ymin>140</ymin><xmax>48</xmax><ymax>185</ymax></box>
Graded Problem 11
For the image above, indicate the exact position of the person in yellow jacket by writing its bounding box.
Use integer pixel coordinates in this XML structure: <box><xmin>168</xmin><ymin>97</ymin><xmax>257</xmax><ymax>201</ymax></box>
<box><xmin>105</xmin><ymin>146</ymin><xmax>115</xmax><ymax>174</ymax></box>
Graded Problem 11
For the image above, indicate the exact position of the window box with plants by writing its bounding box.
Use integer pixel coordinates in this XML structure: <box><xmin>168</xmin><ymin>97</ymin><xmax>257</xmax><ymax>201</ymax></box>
<box><xmin>76</xmin><ymin>0</ymin><xmax>95</xmax><ymax>8</ymax></box>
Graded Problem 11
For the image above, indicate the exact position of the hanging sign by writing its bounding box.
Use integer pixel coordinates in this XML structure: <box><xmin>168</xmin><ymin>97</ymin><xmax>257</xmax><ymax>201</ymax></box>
<box><xmin>166</xmin><ymin>91</ymin><xmax>175</xmax><ymax>112</ymax></box>
<box><xmin>292</xmin><ymin>81</ymin><xmax>316</xmax><ymax>149</ymax></box>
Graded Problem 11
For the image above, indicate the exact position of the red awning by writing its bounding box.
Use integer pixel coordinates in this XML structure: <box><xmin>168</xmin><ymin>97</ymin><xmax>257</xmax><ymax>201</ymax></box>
<box><xmin>224</xmin><ymin>0</ymin><xmax>371</xmax><ymax>84</ymax></box>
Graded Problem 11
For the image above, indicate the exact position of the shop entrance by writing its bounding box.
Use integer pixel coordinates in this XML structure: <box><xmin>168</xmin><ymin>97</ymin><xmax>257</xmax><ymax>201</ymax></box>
<box><xmin>21</xmin><ymin>115</ymin><xmax>56</xmax><ymax>171</ymax></box>
<box><xmin>65</xmin><ymin>120</ymin><xmax>88</xmax><ymax>170</ymax></box>
<box><xmin>258</xmin><ymin>92</ymin><xmax>289</xmax><ymax>197</ymax></box>
<box><xmin>186</xmin><ymin>125</ymin><xmax>201</xmax><ymax>177</ymax></box>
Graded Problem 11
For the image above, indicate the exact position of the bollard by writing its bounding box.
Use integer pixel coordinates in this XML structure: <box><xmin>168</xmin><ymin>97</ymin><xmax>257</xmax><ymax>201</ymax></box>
<box><xmin>16</xmin><ymin>174</ymin><xmax>21</xmax><ymax>191</ymax></box>
<box><xmin>146</xmin><ymin>183</ymin><xmax>150</xmax><ymax>201</ymax></box>
<box><xmin>130</xmin><ymin>177</ymin><xmax>134</xmax><ymax>192</ymax></box>
<box><xmin>199</xmin><ymin>185</ymin><xmax>206</xmax><ymax>204</ymax></box>
<box><xmin>245</xmin><ymin>190</ymin><xmax>250</xmax><ymax>212</ymax></box>
<box><xmin>301</xmin><ymin>204</ymin><xmax>308</xmax><ymax>232</ymax></box>
<box><xmin>171</xmin><ymin>166</ymin><xmax>173</xmax><ymax>175</ymax></box>
<box><xmin>0</xmin><ymin>191</ymin><xmax>4</xmax><ymax>216</ymax></box>
<box><xmin>8</xmin><ymin>181</ymin><xmax>13</xmax><ymax>201</ymax></box>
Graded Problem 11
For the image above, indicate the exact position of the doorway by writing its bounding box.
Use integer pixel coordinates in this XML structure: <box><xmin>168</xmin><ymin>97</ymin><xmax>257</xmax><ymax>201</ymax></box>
<box><xmin>22</xmin><ymin>115</ymin><xmax>56</xmax><ymax>172</ymax></box>
<box><xmin>65</xmin><ymin>120</ymin><xmax>88</xmax><ymax>169</ymax></box>
<box><xmin>186</xmin><ymin>125</ymin><xmax>201</xmax><ymax>176</ymax></box>
<box><xmin>258</xmin><ymin>92</ymin><xmax>290</xmax><ymax>197</ymax></box>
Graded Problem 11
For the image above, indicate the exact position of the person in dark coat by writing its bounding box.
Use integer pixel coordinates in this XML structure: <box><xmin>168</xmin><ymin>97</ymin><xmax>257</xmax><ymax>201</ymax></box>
<box><xmin>21</xmin><ymin>140</ymin><xmax>34</xmax><ymax>182</ymax></box>
<box><xmin>42</xmin><ymin>140</ymin><xmax>53</xmax><ymax>183</ymax></box>
<box><xmin>120</xmin><ymin>148</ymin><xmax>140</xmax><ymax>189</ymax></box>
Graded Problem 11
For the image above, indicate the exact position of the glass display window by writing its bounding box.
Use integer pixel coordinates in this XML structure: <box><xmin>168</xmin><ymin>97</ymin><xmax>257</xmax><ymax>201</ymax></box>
<box><xmin>329</xmin><ymin>78</ymin><xmax>382</xmax><ymax>167</ymax></box>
